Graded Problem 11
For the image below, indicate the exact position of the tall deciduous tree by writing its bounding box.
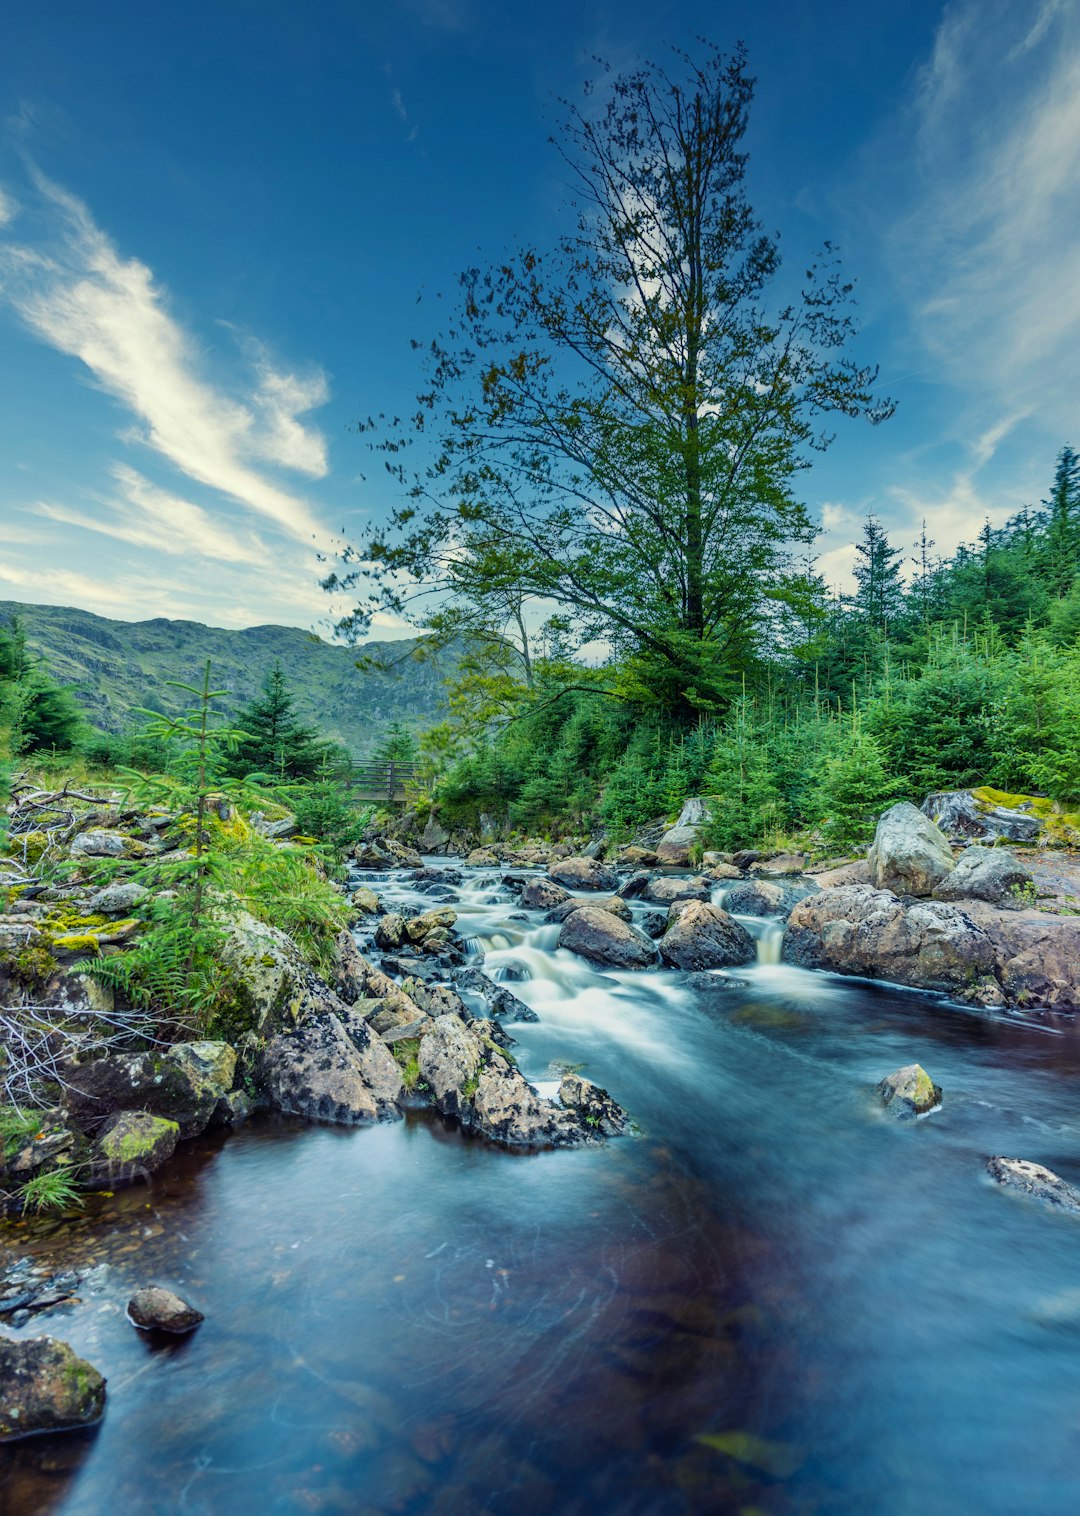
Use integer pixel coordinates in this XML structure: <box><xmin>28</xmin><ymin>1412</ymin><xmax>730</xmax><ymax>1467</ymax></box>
<box><xmin>330</xmin><ymin>42</ymin><xmax>893</xmax><ymax>716</ymax></box>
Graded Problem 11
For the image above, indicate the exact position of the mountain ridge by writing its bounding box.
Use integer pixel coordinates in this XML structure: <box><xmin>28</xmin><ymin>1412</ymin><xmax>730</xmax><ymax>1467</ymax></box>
<box><xmin>0</xmin><ymin>601</ymin><xmax>452</xmax><ymax>755</ymax></box>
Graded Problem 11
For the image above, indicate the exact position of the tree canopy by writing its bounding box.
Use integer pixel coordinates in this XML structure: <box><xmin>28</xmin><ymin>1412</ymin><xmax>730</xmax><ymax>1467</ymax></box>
<box><xmin>330</xmin><ymin>41</ymin><xmax>893</xmax><ymax>715</ymax></box>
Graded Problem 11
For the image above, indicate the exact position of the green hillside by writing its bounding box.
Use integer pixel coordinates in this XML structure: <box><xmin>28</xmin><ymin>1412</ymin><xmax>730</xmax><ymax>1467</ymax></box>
<box><xmin>0</xmin><ymin>601</ymin><xmax>452</xmax><ymax>756</ymax></box>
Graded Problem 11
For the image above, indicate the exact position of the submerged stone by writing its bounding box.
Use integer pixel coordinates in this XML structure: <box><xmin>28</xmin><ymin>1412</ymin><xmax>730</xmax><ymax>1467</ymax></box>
<box><xmin>986</xmin><ymin>1157</ymin><xmax>1080</xmax><ymax>1214</ymax></box>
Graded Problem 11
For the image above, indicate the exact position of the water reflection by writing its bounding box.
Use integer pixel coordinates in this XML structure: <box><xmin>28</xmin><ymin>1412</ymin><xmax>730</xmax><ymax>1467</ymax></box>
<box><xmin>5</xmin><ymin>861</ymin><xmax>1080</xmax><ymax>1512</ymax></box>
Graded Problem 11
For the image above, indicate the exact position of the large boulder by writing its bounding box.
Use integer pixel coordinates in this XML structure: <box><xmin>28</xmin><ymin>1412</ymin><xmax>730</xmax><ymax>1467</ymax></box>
<box><xmin>216</xmin><ymin>908</ymin><xmax>344</xmax><ymax>1041</ymax></box>
<box><xmin>960</xmin><ymin>902</ymin><xmax>1080</xmax><ymax>1009</ymax></box>
<box><xmin>557</xmin><ymin>907</ymin><xmax>658</xmax><ymax>970</ymax></box>
<box><xmin>721</xmin><ymin>877</ymin><xmax>819</xmax><ymax>920</ymax></box>
<box><xmin>655</xmin><ymin>797</ymin><xmax>711</xmax><ymax>865</ymax></box>
<box><xmin>417</xmin><ymin>1016</ymin><xmax>629</xmax><ymax>1149</ymax></box>
<box><xmin>868</xmin><ymin>803</ymin><xmax>956</xmax><ymax>897</ymax></box>
<box><xmin>922</xmin><ymin>790</ymin><xmax>1042</xmax><ymax>844</ymax></box>
<box><xmin>519</xmin><ymin>877</ymin><xmax>569</xmax><ymax>911</ymax></box>
<box><xmin>547</xmin><ymin>895</ymin><xmax>632</xmax><ymax>924</ymax></box>
<box><xmin>0</xmin><ymin>1337</ymin><xmax>106</xmax><ymax>1440</ymax></box>
<box><xmin>658</xmin><ymin>900</ymin><xmax>756</xmax><ymax>971</ymax></box>
<box><xmin>63</xmin><ymin>1041</ymin><xmax>236</xmax><ymax>1138</ymax></box>
<box><xmin>784</xmin><ymin>885</ymin><xmax>1000</xmax><ymax>1000</ymax></box>
<box><xmin>877</xmin><ymin>1064</ymin><xmax>942</xmax><ymax>1120</ymax></box>
<box><xmin>932</xmin><ymin>846</ymin><xmax>1034</xmax><ymax>907</ymax></box>
<box><xmin>987</xmin><ymin>1157</ymin><xmax>1080</xmax><ymax>1214</ymax></box>
<box><xmin>547</xmin><ymin>857</ymin><xmax>618</xmax><ymax>891</ymax></box>
<box><xmin>254</xmin><ymin>1011</ymin><xmax>403</xmax><ymax>1124</ymax></box>
<box><xmin>643</xmin><ymin>875</ymin><xmax>711</xmax><ymax>905</ymax></box>
<box><xmin>85</xmin><ymin>1111</ymin><xmax>180</xmax><ymax>1187</ymax></box>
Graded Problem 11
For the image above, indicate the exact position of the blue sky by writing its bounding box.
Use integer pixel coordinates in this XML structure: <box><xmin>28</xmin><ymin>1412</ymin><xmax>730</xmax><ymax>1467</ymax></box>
<box><xmin>0</xmin><ymin>0</ymin><xmax>1077</xmax><ymax>635</ymax></box>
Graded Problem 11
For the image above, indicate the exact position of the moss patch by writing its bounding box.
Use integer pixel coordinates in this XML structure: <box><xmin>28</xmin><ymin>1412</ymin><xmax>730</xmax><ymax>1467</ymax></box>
<box><xmin>972</xmin><ymin>787</ymin><xmax>1080</xmax><ymax>847</ymax></box>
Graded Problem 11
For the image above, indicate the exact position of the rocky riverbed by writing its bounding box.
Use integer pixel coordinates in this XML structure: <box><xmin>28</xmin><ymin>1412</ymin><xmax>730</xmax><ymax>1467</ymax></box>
<box><xmin>7</xmin><ymin>796</ymin><xmax>1080</xmax><ymax>1508</ymax></box>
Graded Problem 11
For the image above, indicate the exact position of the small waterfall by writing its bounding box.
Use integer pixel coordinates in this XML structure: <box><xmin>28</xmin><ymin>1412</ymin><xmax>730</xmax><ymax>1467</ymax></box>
<box><xmin>756</xmin><ymin>921</ymin><xmax>785</xmax><ymax>966</ymax></box>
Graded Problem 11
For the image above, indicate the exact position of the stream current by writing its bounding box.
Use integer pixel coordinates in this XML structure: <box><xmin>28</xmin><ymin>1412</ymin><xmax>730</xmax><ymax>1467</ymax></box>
<box><xmin>5</xmin><ymin>860</ymin><xmax>1080</xmax><ymax>1513</ymax></box>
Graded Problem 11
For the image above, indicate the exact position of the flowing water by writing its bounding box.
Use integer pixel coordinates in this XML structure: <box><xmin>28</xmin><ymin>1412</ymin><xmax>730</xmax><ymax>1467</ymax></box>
<box><xmin>6</xmin><ymin>862</ymin><xmax>1080</xmax><ymax>1513</ymax></box>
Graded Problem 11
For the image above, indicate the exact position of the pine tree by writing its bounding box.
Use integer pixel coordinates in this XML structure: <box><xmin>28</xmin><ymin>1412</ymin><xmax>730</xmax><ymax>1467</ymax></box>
<box><xmin>818</xmin><ymin>711</ymin><xmax>897</xmax><ymax>850</ymax></box>
<box><xmin>230</xmin><ymin>665</ymin><xmax>326</xmax><ymax>780</ymax></box>
<box><xmin>852</xmin><ymin>515</ymin><xmax>905</xmax><ymax>633</ymax></box>
<box><xmin>1042</xmin><ymin>445</ymin><xmax>1080</xmax><ymax>598</ymax></box>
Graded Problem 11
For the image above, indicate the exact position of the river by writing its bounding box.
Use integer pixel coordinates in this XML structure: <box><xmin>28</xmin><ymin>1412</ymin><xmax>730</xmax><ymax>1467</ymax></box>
<box><xmin>4</xmin><ymin>860</ymin><xmax>1080</xmax><ymax>1513</ymax></box>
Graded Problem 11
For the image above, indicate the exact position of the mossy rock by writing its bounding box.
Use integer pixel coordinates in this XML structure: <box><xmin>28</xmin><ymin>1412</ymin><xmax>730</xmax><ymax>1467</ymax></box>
<box><xmin>972</xmin><ymin>787</ymin><xmax>1080</xmax><ymax>847</ymax></box>
<box><xmin>85</xmin><ymin>1111</ymin><xmax>180</xmax><ymax>1188</ymax></box>
<box><xmin>0</xmin><ymin>1337</ymin><xmax>106</xmax><ymax>1440</ymax></box>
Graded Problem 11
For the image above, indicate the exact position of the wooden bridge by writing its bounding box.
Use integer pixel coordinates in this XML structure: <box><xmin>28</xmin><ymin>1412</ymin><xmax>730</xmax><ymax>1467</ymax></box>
<box><xmin>347</xmin><ymin>760</ymin><xmax>421</xmax><ymax>804</ymax></box>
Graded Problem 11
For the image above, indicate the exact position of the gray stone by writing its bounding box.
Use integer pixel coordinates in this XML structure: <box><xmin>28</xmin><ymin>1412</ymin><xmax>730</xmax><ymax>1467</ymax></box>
<box><xmin>558</xmin><ymin>1073</ymin><xmax>630</xmax><ymax>1136</ymax></box>
<box><xmin>643</xmin><ymin>875</ymin><xmax>711</xmax><ymax>905</ymax></box>
<box><xmin>547</xmin><ymin>856</ymin><xmax>619</xmax><ymax>891</ymax></box>
<box><xmin>986</xmin><ymin>1157</ymin><xmax>1080</xmax><ymax>1214</ymax></box>
<box><xmin>932</xmin><ymin>846</ymin><xmax>1034</xmax><ymax>906</ymax></box>
<box><xmin>784</xmin><ymin>885</ymin><xmax>1000</xmax><ymax>1000</ymax></box>
<box><xmin>127</xmin><ymin>1285</ymin><xmax>203</xmax><ymax>1333</ymax></box>
<box><xmin>658</xmin><ymin>900</ymin><xmax>756</xmax><ymax>971</ymax></box>
<box><xmin>255</xmin><ymin>1011</ymin><xmax>403</xmax><ymax>1124</ymax></box>
<box><xmin>557</xmin><ymin>906</ymin><xmax>658</xmax><ymax>969</ymax></box>
<box><xmin>922</xmin><ymin>790</ymin><xmax>1042</xmax><ymax>844</ymax></box>
<box><xmin>519</xmin><ymin>877</ymin><xmax>569</xmax><ymax>911</ymax></box>
<box><xmin>69</xmin><ymin>829</ymin><xmax>126</xmax><ymax>858</ymax></box>
<box><xmin>868</xmin><ymin>802</ymin><xmax>955</xmax><ymax>897</ymax></box>
<box><xmin>546</xmin><ymin>894</ymin><xmax>632</xmax><ymax>923</ymax></box>
<box><xmin>87</xmin><ymin>881</ymin><xmax>149</xmax><ymax>915</ymax></box>
<box><xmin>63</xmin><ymin>1041</ymin><xmax>237</xmax><ymax>1139</ymax></box>
<box><xmin>85</xmin><ymin>1112</ymin><xmax>180</xmax><ymax>1188</ymax></box>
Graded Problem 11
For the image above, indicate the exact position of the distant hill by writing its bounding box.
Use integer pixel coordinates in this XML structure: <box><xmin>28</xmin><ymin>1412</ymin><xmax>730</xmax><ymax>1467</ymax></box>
<box><xmin>0</xmin><ymin>601</ymin><xmax>453</xmax><ymax>756</ymax></box>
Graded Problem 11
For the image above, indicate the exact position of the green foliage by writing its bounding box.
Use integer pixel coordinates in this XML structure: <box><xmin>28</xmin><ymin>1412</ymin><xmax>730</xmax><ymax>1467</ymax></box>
<box><xmin>0</xmin><ymin>1107</ymin><xmax>40</xmax><ymax>1158</ymax></box>
<box><xmin>18</xmin><ymin>1166</ymin><xmax>84</xmax><ymax>1215</ymax></box>
<box><xmin>0</xmin><ymin>616</ymin><xmax>82</xmax><ymax>757</ymax></box>
<box><xmin>817</xmin><ymin>713</ymin><xmax>899</xmax><ymax>850</ymax></box>
<box><xmin>291</xmin><ymin>781</ymin><xmax>372</xmax><ymax>852</ymax></box>
<box><xmin>214</xmin><ymin>829</ymin><xmax>352</xmax><ymax>974</ymax></box>
<box><xmin>702</xmin><ymin>698</ymin><xmax>786</xmax><ymax>851</ymax></box>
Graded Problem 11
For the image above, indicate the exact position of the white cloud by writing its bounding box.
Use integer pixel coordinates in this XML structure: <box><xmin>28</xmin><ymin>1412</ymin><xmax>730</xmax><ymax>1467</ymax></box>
<box><xmin>892</xmin><ymin>0</ymin><xmax>1080</xmax><ymax>430</ymax></box>
<box><xmin>0</xmin><ymin>170</ymin><xmax>330</xmax><ymax>543</ymax></box>
<box><xmin>0</xmin><ymin>188</ymin><xmax>17</xmax><ymax>225</ymax></box>
<box><xmin>33</xmin><ymin>465</ymin><xmax>273</xmax><ymax>565</ymax></box>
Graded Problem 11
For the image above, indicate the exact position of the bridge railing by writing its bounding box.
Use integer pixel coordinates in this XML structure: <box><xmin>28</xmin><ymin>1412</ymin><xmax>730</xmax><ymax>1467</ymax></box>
<box><xmin>347</xmin><ymin>760</ymin><xmax>421</xmax><ymax>802</ymax></box>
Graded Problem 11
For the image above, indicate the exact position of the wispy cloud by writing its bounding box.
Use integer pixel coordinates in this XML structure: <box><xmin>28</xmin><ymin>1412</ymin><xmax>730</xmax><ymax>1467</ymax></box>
<box><xmin>33</xmin><ymin>465</ymin><xmax>273</xmax><ymax>565</ymax></box>
<box><xmin>0</xmin><ymin>169</ymin><xmax>331</xmax><ymax>543</ymax></box>
<box><xmin>0</xmin><ymin>188</ymin><xmax>16</xmax><ymax>225</ymax></box>
<box><xmin>891</xmin><ymin>0</ymin><xmax>1080</xmax><ymax>430</ymax></box>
